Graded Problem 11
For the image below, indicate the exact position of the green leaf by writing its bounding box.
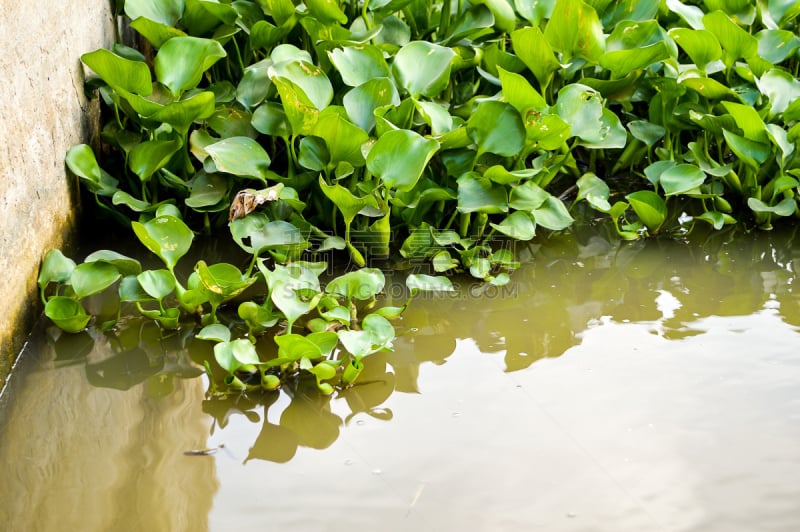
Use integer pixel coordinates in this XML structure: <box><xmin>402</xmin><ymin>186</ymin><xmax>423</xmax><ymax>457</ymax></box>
<box><xmin>509</xmin><ymin>181</ymin><xmax>549</xmax><ymax>210</ymax></box>
<box><xmin>498</xmin><ymin>67</ymin><xmax>548</xmax><ymax>115</ymax></box>
<box><xmin>318</xmin><ymin>177</ymin><xmax>375</xmax><ymax>226</ymax></box>
<box><xmin>392</xmin><ymin>41</ymin><xmax>456</xmax><ymax>98</ymax></box>
<box><xmin>230</xmin><ymin>215</ymin><xmax>307</xmax><ymax>256</ymax></box>
<box><xmin>270</xmin><ymin>59</ymin><xmax>333</xmax><ymax>111</ymax></box>
<box><xmin>137</xmin><ymin>269</ymin><xmax>176</xmax><ymax>301</ymax></box>
<box><xmin>457</xmin><ymin>173</ymin><xmax>509</xmax><ymax>214</ymax></box>
<box><xmin>326</xmin><ymin>268</ymin><xmax>385</xmax><ymax>300</ymax></box>
<box><xmin>703</xmin><ymin>10</ymin><xmax>758</xmax><ymax>68</ymax></box>
<box><xmin>305</xmin><ymin>0</ymin><xmax>347</xmax><ymax>24</ymax></box>
<box><xmin>129</xmin><ymin>17</ymin><xmax>188</xmax><ymax>48</ymax></box>
<box><xmin>45</xmin><ymin>297</ymin><xmax>91</xmax><ymax>333</ymax></box>
<box><xmin>65</xmin><ymin>144</ymin><xmax>118</xmax><ymax>196</ymax></box>
<box><xmin>531</xmin><ymin>196</ymin><xmax>574</xmax><ymax>230</ymax></box>
<box><xmin>273</xmin><ymin>76</ymin><xmax>319</xmax><ymax>136</ymax></box>
<box><xmin>118</xmin><ymin>276</ymin><xmax>153</xmax><ymax>303</ymax></box>
<box><xmin>510</xmin><ymin>27</ymin><xmax>561</xmax><ymax>89</ymax></box>
<box><xmin>626</xmin><ymin>190</ymin><xmax>667</xmax><ymax>232</ymax></box>
<box><xmin>132</xmin><ymin>215</ymin><xmax>194</xmax><ymax>271</ymax></box>
<box><xmin>748</xmin><ymin>197</ymin><xmax>796</xmax><ymax>216</ymax></box>
<box><xmin>660</xmin><ymin>164</ymin><xmax>706</xmax><ymax>196</ymax></box>
<box><xmin>185</xmin><ymin>171</ymin><xmax>228</xmax><ymax>209</ymax></box>
<box><xmin>756</xmin><ymin>29</ymin><xmax>800</xmax><ymax>65</ymax></box>
<box><xmin>39</xmin><ymin>249</ymin><xmax>76</xmax><ymax>291</ymax></box>
<box><xmin>544</xmin><ymin>0</ymin><xmax>605</xmax><ymax>63</ymax></box>
<box><xmin>154</xmin><ymin>36</ymin><xmax>227</xmax><ymax>96</ymax></box>
<box><xmin>406</xmin><ymin>274</ymin><xmax>455</xmax><ymax>295</ymax></box>
<box><xmin>129</xmin><ymin>138</ymin><xmax>182</xmax><ymax>182</ymax></box>
<box><xmin>576</xmin><ymin>173</ymin><xmax>610</xmax><ymax>202</ymax></box>
<box><xmin>467</xmin><ymin>101</ymin><xmax>525</xmax><ymax>157</ymax></box>
<box><xmin>490</xmin><ymin>211</ymin><xmax>537</xmax><ymax>240</ymax></box>
<box><xmin>197</xmin><ymin>323</ymin><xmax>231</xmax><ymax>343</ymax></box>
<box><xmin>313</xmin><ymin>107</ymin><xmax>369</xmax><ymax>169</ymax></box>
<box><xmin>214</xmin><ymin>338</ymin><xmax>260</xmax><ymax>374</ymax></box>
<box><xmin>756</xmin><ymin>69</ymin><xmax>800</xmax><ymax>118</ymax></box>
<box><xmin>71</xmin><ymin>262</ymin><xmax>121</xmax><ymax>299</ymax></box>
<box><xmin>125</xmin><ymin>0</ymin><xmax>185</xmax><ymax>26</ymax></box>
<box><xmin>367</xmin><ymin>129</ymin><xmax>439</xmax><ymax>191</ymax></box>
<box><xmin>81</xmin><ymin>49</ymin><xmax>152</xmax><ymax>95</ymax></box>
<box><xmin>260</xmin><ymin>263</ymin><xmax>321</xmax><ymax>330</ymax></box>
<box><xmin>722</xmin><ymin>129</ymin><xmax>771</xmax><ymax>170</ymax></box>
<box><xmin>84</xmin><ymin>250</ymin><xmax>142</xmax><ymax>277</ymax></box>
<box><xmin>600</xmin><ymin>20</ymin><xmax>669</xmax><ymax>76</ymax></box>
<box><xmin>669</xmin><ymin>28</ymin><xmax>722</xmax><ymax>71</ymax></box>
<box><xmin>329</xmin><ymin>45</ymin><xmax>391</xmax><ymax>87</ymax></box>
<box><xmin>205</xmin><ymin>137</ymin><xmax>271</xmax><ymax>182</ymax></box>
<box><xmin>196</xmin><ymin>261</ymin><xmax>257</xmax><ymax>302</ymax></box>
<box><xmin>251</xmin><ymin>102</ymin><xmax>291</xmax><ymax>137</ymax></box>
<box><xmin>343</xmin><ymin>78</ymin><xmax>401</xmax><ymax>133</ymax></box>
<box><xmin>555</xmin><ymin>84</ymin><xmax>603</xmax><ymax>143</ymax></box>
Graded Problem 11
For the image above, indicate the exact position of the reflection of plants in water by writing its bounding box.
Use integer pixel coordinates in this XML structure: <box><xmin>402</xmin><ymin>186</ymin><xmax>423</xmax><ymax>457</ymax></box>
<box><xmin>39</xmin><ymin>211</ymin><xmax>453</xmax><ymax>395</ymax></box>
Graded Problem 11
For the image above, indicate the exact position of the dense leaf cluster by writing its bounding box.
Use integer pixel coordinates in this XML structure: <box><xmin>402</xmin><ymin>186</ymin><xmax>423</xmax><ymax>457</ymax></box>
<box><xmin>43</xmin><ymin>0</ymin><xmax>800</xmax><ymax>392</ymax></box>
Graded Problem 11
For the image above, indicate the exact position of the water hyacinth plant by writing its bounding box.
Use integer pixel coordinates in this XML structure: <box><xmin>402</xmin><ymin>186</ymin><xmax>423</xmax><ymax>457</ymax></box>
<box><xmin>43</xmin><ymin>0</ymin><xmax>800</xmax><ymax>390</ymax></box>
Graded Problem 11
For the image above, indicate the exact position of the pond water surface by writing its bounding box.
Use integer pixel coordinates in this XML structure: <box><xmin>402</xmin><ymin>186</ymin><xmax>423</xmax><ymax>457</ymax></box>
<box><xmin>1</xmin><ymin>227</ymin><xmax>800</xmax><ymax>531</ymax></box>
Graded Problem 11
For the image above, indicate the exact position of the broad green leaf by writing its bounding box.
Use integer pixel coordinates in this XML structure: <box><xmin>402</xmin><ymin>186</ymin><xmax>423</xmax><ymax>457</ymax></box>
<box><xmin>260</xmin><ymin>262</ymin><xmax>321</xmax><ymax>330</ymax></box>
<box><xmin>722</xmin><ymin>129</ymin><xmax>771</xmax><ymax>170</ymax></box>
<box><xmin>84</xmin><ymin>250</ymin><xmax>142</xmax><ymax>277</ymax></box>
<box><xmin>473</xmin><ymin>0</ymin><xmax>516</xmax><ymax>32</ymax></box>
<box><xmin>415</xmin><ymin>100</ymin><xmax>454</xmax><ymax>136</ymax></box>
<box><xmin>432</xmin><ymin>250</ymin><xmax>460</xmax><ymax>272</ymax></box>
<box><xmin>510</xmin><ymin>27</ymin><xmax>560</xmax><ymax>89</ymax></box>
<box><xmin>148</xmin><ymin>91</ymin><xmax>217</xmax><ymax>132</ymax></box>
<box><xmin>490</xmin><ymin>211</ymin><xmax>537</xmax><ymax>240</ymax></box>
<box><xmin>81</xmin><ymin>49</ymin><xmax>152</xmax><ymax>95</ymax></box>
<box><xmin>313</xmin><ymin>107</ymin><xmax>369</xmax><ymax>168</ymax></box>
<box><xmin>509</xmin><ymin>181</ymin><xmax>549</xmax><ymax>210</ymax></box>
<box><xmin>343</xmin><ymin>78</ymin><xmax>401</xmax><ymax>133</ymax></box>
<box><xmin>392</xmin><ymin>41</ymin><xmax>456</xmax><ymax>98</ymax></box>
<box><xmin>456</xmin><ymin>173</ymin><xmax>509</xmax><ymax>214</ymax></box>
<box><xmin>137</xmin><ymin>269</ymin><xmax>176</xmax><ymax>301</ymax></box>
<box><xmin>544</xmin><ymin>0</ymin><xmax>605</xmax><ymax>63</ymax></box>
<box><xmin>748</xmin><ymin>197</ymin><xmax>796</xmax><ymax>216</ymax></box>
<box><xmin>45</xmin><ymin>297</ymin><xmax>91</xmax><ymax>333</ymax></box>
<box><xmin>71</xmin><ymin>262</ymin><xmax>121</xmax><ymax>299</ymax></box>
<box><xmin>666</xmin><ymin>0</ymin><xmax>705</xmax><ymax>29</ymax></box>
<box><xmin>579</xmin><ymin>108</ymin><xmax>627</xmax><ymax>149</ymax></box>
<box><xmin>600</xmin><ymin>20</ymin><xmax>669</xmax><ymax>76</ymax></box>
<box><xmin>65</xmin><ymin>144</ymin><xmax>118</xmax><ymax>196</ymax></box>
<box><xmin>118</xmin><ymin>276</ymin><xmax>153</xmax><ymax>303</ymax></box>
<box><xmin>627</xmin><ymin>120</ymin><xmax>665</xmax><ymax>146</ymax></box>
<box><xmin>298</xmin><ymin>136</ymin><xmax>329</xmax><ymax>171</ymax></box>
<box><xmin>197</xmin><ymin>323</ymin><xmax>231</xmax><ymax>343</ymax></box>
<box><xmin>443</xmin><ymin>5</ymin><xmax>495</xmax><ymax>44</ymax></box>
<box><xmin>214</xmin><ymin>338</ymin><xmax>260</xmax><ymax>373</ymax></box>
<box><xmin>600</xmin><ymin>0</ymin><xmax>660</xmax><ymax>27</ymax></box>
<box><xmin>669</xmin><ymin>28</ymin><xmax>722</xmax><ymax>71</ymax></box>
<box><xmin>274</xmin><ymin>334</ymin><xmax>323</xmax><ymax>362</ymax></box>
<box><xmin>720</xmin><ymin>102</ymin><xmax>768</xmax><ymax>142</ymax></box>
<box><xmin>318</xmin><ymin>177</ymin><xmax>375</xmax><ymax>226</ymax></box>
<box><xmin>756</xmin><ymin>29</ymin><xmax>800</xmax><ymax>65</ymax></box>
<box><xmin>237</xmin><ymin>60</ymin><xmax>273</xmax><ymax>110</ymax></box>
<box><xmin>532</xmin><ymin>196</ymin><xmax>574</xmax><ymax>230</ymax></box>
<box><xmin>125</xmin><ymin>0</ymin><xmax>184</xmax><ymax>26</ymax></box>
<box><xmin>185</xmin><ymin>171</ymin><xmax>228</xmax><ymax>209</ymax></box>
<box><xmin>555</xmin><ymin>84</ymin><xmax>604</xmax><ymax>143</ymax></box>
<box><xmin>626</xmin><ymin>190</ymin><xmax>667</xmax><ymax>232</ymax></box>
<box><xmin>112</xmin><ymin>190</ymin><xmax>152</xmax><ymax>213</ymax></box>
<box><xmin>196</xmin><ymin>261</ymin><xmax>257</xmax><ymax>300</ymax></box>
<box><xmin>703</xmin><ymin>10</ymin><xmax>758</xmax><ymax>68</ymax></box>
<box><xmin>467</xmin><ymin>101</ymin><xmax>525</xmax><ymax>157</ymax></box>
<box><xmin>326</xmin><ymin>268</ymin><xmax>385</xmax><ymax>300</ymax></box>
<box><xmin>132</xmin><ymin>215</ymin><xmax>194</xmax><ymax>271</ymax></box>
<box><xmin>129</xmin><ymin>17</ymin><xmax>188</xmax><ymax>48</ymax></box>
<box><xmin>406</xmin><ymin>274</ymin><xmax>454</xmax><ymax>295</ymax></box>
<box><xmin>367</xmin><ymin>129</ymin><xmax>439</xmax><ymax>191</ymax></box>
<box><xmin>514</xmin><ymin>0</ymin><xmax>556</xmax><ymax>24</ymax></box>
<box><xmin>498</xmin><ymin>67</ymin><xmax>547</xmax><ymax>114</ymax></box>
<box><xmin>329</xmin><ymin>46</ymin><xmax>391</xmax><ymax>87</ymax></box>
<box><xmin>38</xmin><ymin>249</ymin><xmax>76</xmax><ymax>290</ymax></box>
<box><xmin>525</xmin><ymin>111</ymin><xmax>571</xmax><ymax>150</ymax></box>
<box><xmin>576</xmin><ymin>173</ymin><xmax>610</xmax><ymax>202</ymax></box>
<box><xmin>182</xmin><ymin>0</ymin><xmax>238</xmax><ymax>34</ymax></box>
<box><xmin>230</xmin><ymin>215</ymin><xmax>307</xmax><ymax>256</ymax></box>
<box><xmin>154</xmin><ymin>36</ymin><xmax>227</xmax><ymax>96</ymax></box>
<box><xmin>251</xmin><ymin>19</ymin><xmax>295</xmax><ymax>50</ymax></box>
<box><xmin>251</xmin><ymin>102</ymin><xmax>291</xmax><ymax>137</ymax></box>
<box><xmin>269</xmin><ymin>60</ymin><xmax>333</xmax><ymax>111</ymax></box>
<box><xmin>680</xmin><ymin>75</ymin><xmax>739</xmax><ymax>100</ymax></box>
<box><xmin>305</xmin><ymin>0</ymin><xmax>347</xmax><ymax>24</ymax></box>
<box><xmin>660</xmin><ymin>163</ymin><xmax>706</xmax><ymax>196</ymax></box>
<box><xmin>756</xmin><ymin>69</ymin><xmax>800</xmax><ymax>118</ymax></box>
<box><xmin>273</xmin><ymin>76</ymin><xmax>319</xmax><ymax>135</ymax></box>
<box><xmin>129</xmin><ymin>138</ymin><xmax>181</xmax><ymax>182</ymax></box>
<box><xmin>205</xmin><ymin>137</ymin><xmax>271</xmax><ymax>182</ymax></box>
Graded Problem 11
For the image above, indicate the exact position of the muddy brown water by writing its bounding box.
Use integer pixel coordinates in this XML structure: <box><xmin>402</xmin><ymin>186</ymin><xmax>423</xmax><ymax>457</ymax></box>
<box><xmin>1</xmin><ymin>227</ymin><xmax>799</xmax><ymax>531</ymax></box>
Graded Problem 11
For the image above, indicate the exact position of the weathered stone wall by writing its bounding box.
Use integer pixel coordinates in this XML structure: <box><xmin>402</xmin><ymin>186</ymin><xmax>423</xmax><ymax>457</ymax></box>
<box><xmin>0</xmin><ymin>2</ymin><xmax>117</xmax><ymax>385</ymax></box>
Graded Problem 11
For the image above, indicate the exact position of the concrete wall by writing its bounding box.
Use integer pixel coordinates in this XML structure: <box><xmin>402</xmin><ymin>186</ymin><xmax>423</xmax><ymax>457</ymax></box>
<box><xmin>0</xmin><ymin>2</ymin><xmax>117</xmax><ymax>384</ymax></box>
